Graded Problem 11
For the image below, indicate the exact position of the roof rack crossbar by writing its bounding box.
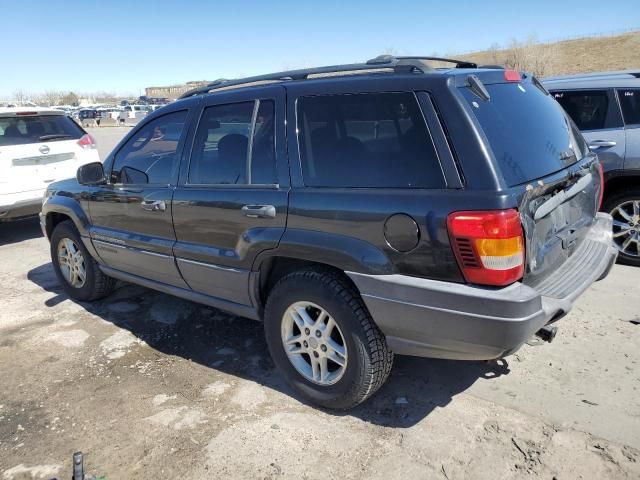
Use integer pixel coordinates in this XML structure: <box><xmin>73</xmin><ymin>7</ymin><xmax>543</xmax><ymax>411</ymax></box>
<box><xmin>178</xmin><ymin>57</ymin><xmax>437</xmax><ymax>99</ymax></box>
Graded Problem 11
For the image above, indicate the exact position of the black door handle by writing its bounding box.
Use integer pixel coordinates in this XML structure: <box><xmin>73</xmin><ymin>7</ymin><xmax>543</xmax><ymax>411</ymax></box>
<box><xmin>241</xmin><ymin>205</ymin><xmax>276</xmax><ymax>218</ymax></box>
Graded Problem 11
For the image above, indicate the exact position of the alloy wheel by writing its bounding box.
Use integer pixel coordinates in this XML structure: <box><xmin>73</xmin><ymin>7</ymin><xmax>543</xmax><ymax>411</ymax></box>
<box><xmin>281</xmin><ymin>301</ymin><xmax>348</xmax><ymax>386</ymax></box>
<box><xmin>57</xmin><ymin>238</ymin><xmax>87</xmax><ymax>288</ymax></box>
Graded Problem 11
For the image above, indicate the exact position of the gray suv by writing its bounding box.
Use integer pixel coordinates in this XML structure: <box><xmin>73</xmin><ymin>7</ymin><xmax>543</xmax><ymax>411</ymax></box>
<box><xmin>544</xmin><ymin>71</ymin><xmax>640</xmax><ymax>266</ymax></box>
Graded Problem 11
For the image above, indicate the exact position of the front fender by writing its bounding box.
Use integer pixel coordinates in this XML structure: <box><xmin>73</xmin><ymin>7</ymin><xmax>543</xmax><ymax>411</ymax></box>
<box><xmin>42</xmin><ymin>195</ymin><xmax>91</xmax><ymax>237</ymax></box>
<box><xmin>41</xmin><ymin>195</ymin><xmax>101</xmax><ymax>262</ymax></box>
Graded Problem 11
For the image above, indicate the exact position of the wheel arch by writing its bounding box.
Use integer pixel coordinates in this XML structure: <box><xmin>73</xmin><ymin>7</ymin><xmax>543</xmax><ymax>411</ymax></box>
<box><xmin>42</xmin><ymin>196</ymin><xmax>102</xmax><ymax>262</ymax></box>
<box><xmin>252</xmin><ymin>255</ymin><xmax>362</xmax><ymax>316</ymax></box>
<box><xmin>602</xmin><ymin>171</ymin><xmax>640</xmax><ymax>208</ymax></box>
<box><xmin>42</xmin><ymin>196</ymin><xmax>91</xmax><ymax>239</ymax></box>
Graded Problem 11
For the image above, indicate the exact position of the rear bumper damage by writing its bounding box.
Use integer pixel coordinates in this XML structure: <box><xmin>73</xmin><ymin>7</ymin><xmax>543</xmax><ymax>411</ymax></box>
<box><xmin>0</xmin><ymin>192</ymin><xmax>43</xmax><ymax>221</ymax></box>
<box><xmin>348</xmin><ymin>213</ymin><xmax>618</xmax><ymax>360</ymax></box>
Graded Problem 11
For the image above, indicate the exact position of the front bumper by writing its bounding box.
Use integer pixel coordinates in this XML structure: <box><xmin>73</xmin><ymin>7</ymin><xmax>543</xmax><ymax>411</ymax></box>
<box><xmin>348</xmin><ymin>213</ymin><xmax>618</xmax><ymax>360</ymax></box>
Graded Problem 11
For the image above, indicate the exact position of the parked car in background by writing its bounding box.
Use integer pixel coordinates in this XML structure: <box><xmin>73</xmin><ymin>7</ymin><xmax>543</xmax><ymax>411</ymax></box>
<box><xmin>544</xmin><ymin>71</ymin><xmax>640</xmax><ymax>265</ymax></box>
<box><xmin>0</xmin><ymin>107</ymin><xmax>98</xmax><ymax>221</ymax></box>
<box><xmin>41</xmin><ymin>57</ymin><xmax>616</xmax><ymax>409</ymax></box>
<box><xmin>118</xmin><ymin>104</ymin><xmax>151</xmax><ymax>123</ymax></box>
<box><xmin>78</xmin><ymin>109</ymin><xmax>100</xmax><ymax>120</ymax></box>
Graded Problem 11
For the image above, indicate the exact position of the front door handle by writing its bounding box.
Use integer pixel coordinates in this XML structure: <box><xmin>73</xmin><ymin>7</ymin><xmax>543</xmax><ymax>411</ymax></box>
<box><xmin>241</xmin><ymin>204</ymin><xmax>276</xmax><ymax>219</ymax></box>
<box><xmin>141</xmin><ymin>200</ymin><xmax>166</xmax><ymax>212</ymax></box>
<box><xmin>588</xmin><ymin>140</ymin><xmax>617</xmax><ymax>149</ymax></box>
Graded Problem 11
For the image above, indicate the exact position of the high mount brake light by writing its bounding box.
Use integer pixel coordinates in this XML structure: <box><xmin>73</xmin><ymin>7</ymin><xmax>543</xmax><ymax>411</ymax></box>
<box><xmin>77</xmin><ymin>133</ymin><xmax>96</xmax><ymax>149</ymax></box>
<box><xmin>447</xmin><ymin>209</ymin><xmax>525</xmax><ymax>286</ymax></box>
<box><xmin>504</xmin><ymin>69</ymin><xmax>521</xmax><ymax>82</ymax></box>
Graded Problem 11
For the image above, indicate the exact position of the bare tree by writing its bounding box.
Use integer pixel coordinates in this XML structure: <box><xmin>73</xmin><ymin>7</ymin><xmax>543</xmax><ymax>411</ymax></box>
<box><xmin>12</xmin><ymin>89</ymin><xmax>28</xmax><ymax>104</ymax></box>
<box><xmin>488</xmin><ymin>42</ymin><xmax>501</xmax><ymax>65</ymax></box>
<box><xmin>41</xmin><ymin>90</ymin><xmax>63</xmax><ymax>106</ymax></box>
<box><xmin>504</xmin><ymin>35</ymin><xmax>558</xmax><ymax>77</ymax></box>
<box><xmin>61</xmin><ymin>92</ymin><xmax>79</xmax><ymax>106</ymax></box>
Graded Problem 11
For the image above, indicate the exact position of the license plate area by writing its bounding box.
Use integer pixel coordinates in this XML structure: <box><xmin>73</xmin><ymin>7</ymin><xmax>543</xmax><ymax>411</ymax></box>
<box><xmin>12</xmin><ymin>152</ymin><xmax>75</xmax><ymax>166</ymax></box>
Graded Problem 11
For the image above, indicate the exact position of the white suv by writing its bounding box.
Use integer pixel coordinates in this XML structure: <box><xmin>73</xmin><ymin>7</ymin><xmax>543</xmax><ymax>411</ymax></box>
<box><xmin>0</xmin><ymin>108</ymin><xmax>100</xmax><ymax>221</ymax></box>
<box><xmin>117</xmin><ymin>105</ymin><xmax>151</xmax><ymax>122</ymax></box>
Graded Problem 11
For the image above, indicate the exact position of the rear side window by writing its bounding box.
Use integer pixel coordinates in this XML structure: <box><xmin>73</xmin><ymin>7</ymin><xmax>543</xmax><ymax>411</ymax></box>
<box><xmin>0</xmin><ymin>115</ymin><xmax>84</xmax><ymax>146</ymax></box>
<box><xmin>461</xmin><ymin>82</ymin><xmax>589</xmax><ymax>187</ymax></box>
<box><xmin>618</xmin><ymin>89</ymin><xmax>640</xmax><ymax>125</ymax></box>
<box><xmin>297</xmin><ymin>92</ymin><xmax>445</xmax><ymax>188</ymax></box>
<box><xmin>189</xmin><ymin>100</ymin><xmax>277</xmax><ymax>185</ymax></box>
<box><xmin>552</xmin><ymin>90</ymin><xmax>608</xmax><ymax>130</ymax></box>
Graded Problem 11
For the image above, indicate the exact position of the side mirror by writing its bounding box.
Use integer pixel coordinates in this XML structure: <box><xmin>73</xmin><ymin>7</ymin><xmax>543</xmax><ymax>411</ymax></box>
<box><xmin>77</xmin><ymin>162</ymin><xmax>106</xmax><ymax>185</ymax></box>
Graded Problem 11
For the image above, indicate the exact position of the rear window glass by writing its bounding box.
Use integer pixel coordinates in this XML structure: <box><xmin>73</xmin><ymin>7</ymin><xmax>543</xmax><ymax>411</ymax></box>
<box><xmin>618</xmin><ymin>89</ymin><xmax>640</xmax><ymax>125</ymax></box>
<box><xmin>0</xmin><ymin>115</ymin><xmax>84</xmax><ymax>146</ymax></box>
<box><xmin>297</xmin><ymin>92</ymin><xmax>445</xmax><ymax>188</ymax></box>
<box><xmin>552</xmin><ymin>90</ymin><xmax>608</xmax><ymax>130</ymax></box>
<box><xmin>461</xmin><ymin>82</ymin><xmax>588</xmax><ymax>186</ymax></box>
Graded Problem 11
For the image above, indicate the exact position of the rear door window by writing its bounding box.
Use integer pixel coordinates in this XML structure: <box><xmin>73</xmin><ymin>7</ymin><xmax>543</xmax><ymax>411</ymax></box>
<box><xmin>552</xmin><ymin>90</ymin><xmax>609</xmax><ymax>130</ymax></box>
<box><xmin>297</xmin><ymin>92</ymin><xmax>445</xmax><ymax>188</ymax></box>
<box><xmin>618</xmin><ymin>89</ymin><xmax>640</xmax><ymax>125</ymax></box>
<box><xmin>461</xmin><ymin>82</ymin><xmax>589</xmax><ymax>187</ymax></box>
<box><xmin>0</xmin><ymin>115</ymin><xmax>84</xmax><ymax>146</ymax></box>
<box><xmin>188</xmin><ymin>100</ymin><xmax>277</xmax><ymax>185</ymax></box>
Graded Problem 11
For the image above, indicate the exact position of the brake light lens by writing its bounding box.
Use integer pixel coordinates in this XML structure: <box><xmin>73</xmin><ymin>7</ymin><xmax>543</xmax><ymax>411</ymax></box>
<box><xmin>596</xmin><ymin>162</ymin><xmax>604</xmax><ymax>210</ymax></box>
<box><xmin>77</xmin><ymin>133</ymin><xmax>96</xmax><ymax>149</ymax></box>
<box><xmin>504</xmin><ymin>69</ymin><xmax>521</xmax><ymax>82</ymax></box>
<box><xmin>447</xmin><ymin>209</ymin><xmax>525</xmax><ymax>286</ymax></box>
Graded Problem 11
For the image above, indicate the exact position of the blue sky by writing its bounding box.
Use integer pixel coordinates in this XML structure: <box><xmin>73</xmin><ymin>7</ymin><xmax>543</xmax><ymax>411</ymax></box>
<box><xmin>1</xmin><ymin>0</ymin><xmax>639</xmax><ymax>98</ymax></box>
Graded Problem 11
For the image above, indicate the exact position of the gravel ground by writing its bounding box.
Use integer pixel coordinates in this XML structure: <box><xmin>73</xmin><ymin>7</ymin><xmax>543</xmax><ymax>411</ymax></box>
<box><xmin>0</xmin><ymin>128</ymin><xmax>638</xmax><ymax>479</ymax></box>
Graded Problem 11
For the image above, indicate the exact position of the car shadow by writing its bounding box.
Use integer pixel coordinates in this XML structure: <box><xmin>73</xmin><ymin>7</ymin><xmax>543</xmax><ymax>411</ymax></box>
<box><xmin>27</xmin><ymin>262</ymin><xmax>510</xmax><ymax>428</ymax></box>
<box><xmin>0</xmin><ymin>217</ymin><xmax>43</xmax><ymax>246</ymax></box>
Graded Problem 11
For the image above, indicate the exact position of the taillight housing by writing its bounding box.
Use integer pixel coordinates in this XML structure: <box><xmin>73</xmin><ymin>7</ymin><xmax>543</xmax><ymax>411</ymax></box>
<box><xmin>596</xmin><ymin>162</ymin><xmax>605</xmax><ymax>210</ymax></box>
<box><xmin>77</xmin><ymin>133</ymin><xmax>96</xmax><ymax>149</ymax></box>
<box><xmin>447</xmin><ymin>209</ymin><xmax>525</xmax><ymax>287</ymax></box>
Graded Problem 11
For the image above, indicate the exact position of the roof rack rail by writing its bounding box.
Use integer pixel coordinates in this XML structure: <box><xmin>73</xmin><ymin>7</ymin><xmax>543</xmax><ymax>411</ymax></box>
<box><xmin>367</xmin><ymin>55</ymin><xmax>477</xmax><ymax>69</ymax></box>
<box><xmin>179</xmin><ymin>54</ymin><xmax>477</xmax><ymax>99</ymax></box>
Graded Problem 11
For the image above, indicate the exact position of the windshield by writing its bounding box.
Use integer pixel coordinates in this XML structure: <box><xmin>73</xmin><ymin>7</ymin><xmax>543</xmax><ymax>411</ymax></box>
<box><xmin>0</xmin><ymin>115</ymin><xmax>84</xmax><ymax>146</ymax></box>
<box><xmin>460</xmin><ymin>81</ymin><xmax>589</xmax><ymax>186</ymax></box>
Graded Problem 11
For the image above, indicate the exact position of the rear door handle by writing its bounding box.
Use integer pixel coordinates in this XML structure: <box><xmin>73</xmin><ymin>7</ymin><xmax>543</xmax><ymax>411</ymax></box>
<box><xmin>588</xmin><ymin>140</ymin><xmax>617</xmax><ymax>149</ymax></box>
<box><xmin>141</xmin><ymin>200</ymin><xmax>166</xmax><ymax>212</ymax></box>
<box><xmin>241</xmin><ymin>204</ymin><xmax>276</xmax><ymax>218</ymax></box>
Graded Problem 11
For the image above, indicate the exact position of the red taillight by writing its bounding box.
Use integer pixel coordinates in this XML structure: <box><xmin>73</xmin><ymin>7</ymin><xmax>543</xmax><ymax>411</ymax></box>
<box><xmin>77</xmin><ymin>133</ymin><xmax>96</xmax><ymax>149</ymax></box>
<box><xmin>447</xmin><ymin>209</ymin><xmax>525</xmax><ymax>287</ymax></box>
<box><xmin>596</xmin><ymin>162</ymin><xmax>605</xmax><ymax>210</ymax></box>
<box><xmin>504</xmin><ymin>69</ymin><xmax>521</xmax><ymax>82</ymax></box>
<box><xmin>16</xmin><ymin>111</ymin><xmax>38</xmax><ymax>116</ymax></box>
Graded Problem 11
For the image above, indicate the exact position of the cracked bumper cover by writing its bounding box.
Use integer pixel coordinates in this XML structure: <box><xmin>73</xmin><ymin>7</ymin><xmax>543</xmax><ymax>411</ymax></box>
<box><xmin>348</xmin><ymin>213</ymin><xmax>618</xmax><ymax>360</ymax></box>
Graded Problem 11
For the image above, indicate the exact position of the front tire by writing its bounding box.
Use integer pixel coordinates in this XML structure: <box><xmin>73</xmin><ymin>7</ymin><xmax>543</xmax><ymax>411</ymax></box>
<box><xmin>603</xmin><ymin>189</ymin><xmax>640</xmax><ymax>267</ymax></box>
<box><xmin>50</xmin><ymin>220</ymin><xmax>115</xmax><ymax>301</ymax></box>
<box><xmin>264</xmin><ymin>268</ymin><xmax>393</xmax><ymax>409</ymax></box>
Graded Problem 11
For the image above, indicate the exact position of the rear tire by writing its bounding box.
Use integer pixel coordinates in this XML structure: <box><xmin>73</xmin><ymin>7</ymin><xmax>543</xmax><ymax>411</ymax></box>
<box><xmin>263</xmin><ymin>268</ymin><xmax>393</xmax><ymax>409</ymax></box>
<box><xmin>50</xmin><ymin>220</ymin><xmax>115</xmax><ymax>301</ymax></box>
<box><xmin>603</xmin><ymin>189</ymin><xmax>640</xmax><ymax>267</ymax></box>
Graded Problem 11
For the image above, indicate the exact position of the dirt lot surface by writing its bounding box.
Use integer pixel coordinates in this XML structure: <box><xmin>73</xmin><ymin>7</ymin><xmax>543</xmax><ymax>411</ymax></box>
<box><xmin>1</xmin><ymin>128</ymin><xmax>639</xmax><ymax>479</ymax></box>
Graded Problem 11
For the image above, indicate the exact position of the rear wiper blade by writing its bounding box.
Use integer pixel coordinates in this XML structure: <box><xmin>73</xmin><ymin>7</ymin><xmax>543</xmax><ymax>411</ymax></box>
<box><xmin>39</xmin><ymin>134</ymin><xmax>72</xmax><ymax>141</ymax></box>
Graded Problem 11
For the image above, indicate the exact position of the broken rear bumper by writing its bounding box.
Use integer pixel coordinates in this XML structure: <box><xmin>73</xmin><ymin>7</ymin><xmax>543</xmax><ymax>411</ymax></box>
<box><xmin>348</xmin><ymin>213</ymin><xmax>617</xmax><ymax>360</ymax></box>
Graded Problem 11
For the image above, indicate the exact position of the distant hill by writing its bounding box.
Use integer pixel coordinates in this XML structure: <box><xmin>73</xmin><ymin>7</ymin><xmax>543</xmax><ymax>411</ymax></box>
<box><xmin>456</xmin><ymin>30</ymin><xmax>640</xmax><ymax>77</ymax></box>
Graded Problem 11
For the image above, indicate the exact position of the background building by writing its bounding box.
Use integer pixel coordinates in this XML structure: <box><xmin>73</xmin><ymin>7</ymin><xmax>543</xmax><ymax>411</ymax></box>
<box><xmin>145</xmin><ymin>81</ymin><xmax>209</xmax><ymax>100</ymax></box>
